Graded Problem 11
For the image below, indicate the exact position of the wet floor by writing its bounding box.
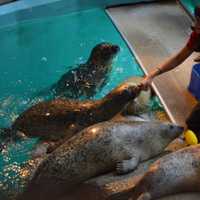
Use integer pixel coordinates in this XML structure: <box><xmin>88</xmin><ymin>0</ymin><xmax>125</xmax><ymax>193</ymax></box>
<box><xmin>108</xmin><ymin>0</ymin><xmax>198</xmax><ymax>126</ymax></box>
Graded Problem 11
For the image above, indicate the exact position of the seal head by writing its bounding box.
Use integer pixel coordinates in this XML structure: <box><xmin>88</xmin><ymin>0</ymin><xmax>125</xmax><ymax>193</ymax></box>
<box><xmin>88</xmin><ymin>42</ymin><xmax>120</xmax><ymax>67</ymax></box>
<box><xmin>53</xmin><ymin>42</ymin><xmax>120</xmax><ymax>99</ymax></box>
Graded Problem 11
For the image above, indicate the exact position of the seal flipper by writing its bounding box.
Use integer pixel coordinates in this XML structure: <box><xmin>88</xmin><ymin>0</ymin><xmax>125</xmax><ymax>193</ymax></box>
<box><xmin>116</xmin><ymin>155</ymin><xmax>140</xmax><ymax>174</ymax></box>
<box><xmin>0</xmin><ymin>128</ymin><xmax>14</xmax><ymax>151</ymax></box>
<box><xmin>0</xmin><ymin>128</ymin><xmax>26</xmax><ymax>152</ymax></box>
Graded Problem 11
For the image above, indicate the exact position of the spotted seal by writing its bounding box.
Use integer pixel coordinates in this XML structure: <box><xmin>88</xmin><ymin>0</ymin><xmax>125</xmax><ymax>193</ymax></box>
<box><xmin>37</xmin><ymin>42</ymin><xmax>119</xmax><ymax>99</ymax></box>
<box><xmin>16</xmin><ymin>121</ymin><xmax>183</xmax><ymax>200</ymax></box>
<box><xmin>2</xmin><ymin>82</ymin><xmax>140</xmax><ymax>151</ymax></box>
<box><xmin>127</xmin><ymin>144</ymin><xmax>200</xmax><ymax>200</ymax></box>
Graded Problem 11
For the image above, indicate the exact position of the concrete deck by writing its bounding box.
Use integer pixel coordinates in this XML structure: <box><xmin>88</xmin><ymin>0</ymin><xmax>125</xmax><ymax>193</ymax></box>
<box><xmin>107</xmin><ymin>0</ymin><xmax>198</xmax><ymax>126</ymax></box>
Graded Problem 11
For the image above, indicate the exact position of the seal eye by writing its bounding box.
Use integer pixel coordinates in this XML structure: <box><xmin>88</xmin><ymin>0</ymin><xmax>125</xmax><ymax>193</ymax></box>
<box><xmin>169</xmin><ymin>125</ymin><xmax>174</xmax><ymax>130</ymax></box>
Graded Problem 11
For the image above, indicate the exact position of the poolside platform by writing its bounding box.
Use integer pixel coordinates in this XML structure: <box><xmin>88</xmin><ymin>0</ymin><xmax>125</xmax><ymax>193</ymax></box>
<box><xmin>107</xmin><ymin>0</ymin><xmax>198</xmax><ymax>126</ymax></box>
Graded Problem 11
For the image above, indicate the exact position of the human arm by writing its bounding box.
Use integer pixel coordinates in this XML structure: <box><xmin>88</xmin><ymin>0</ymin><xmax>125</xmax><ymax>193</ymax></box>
<box><xmin>140</xmin><ymin>44</ymin><xmax>194</xmax><ymax>90</ymax></box>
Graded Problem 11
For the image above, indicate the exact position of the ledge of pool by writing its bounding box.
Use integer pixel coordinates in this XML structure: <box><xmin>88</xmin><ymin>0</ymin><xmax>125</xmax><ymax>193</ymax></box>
<box><xmin>0</xmin><ymin>0</ymin><xmax>156</xmax><ymax>27</ymax></box>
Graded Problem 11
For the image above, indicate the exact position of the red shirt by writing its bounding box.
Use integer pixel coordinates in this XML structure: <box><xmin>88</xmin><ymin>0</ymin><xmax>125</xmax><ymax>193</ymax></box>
<box><xmin>187</xmin><ymin>31</ymin><xmax>200</xmax><ymax>52</ymax></box>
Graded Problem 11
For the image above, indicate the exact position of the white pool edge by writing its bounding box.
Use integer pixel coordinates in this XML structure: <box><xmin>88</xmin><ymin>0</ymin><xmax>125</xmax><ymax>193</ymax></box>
<box><xmin>106</xmin><ymin>9</ymin><xmax>176</xmax><ymax>124</ymax></box>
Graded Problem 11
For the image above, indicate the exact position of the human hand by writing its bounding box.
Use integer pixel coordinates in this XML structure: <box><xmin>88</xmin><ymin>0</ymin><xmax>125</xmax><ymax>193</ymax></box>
<box><xmin>138</xmin><ymin>76</ymin><xmax>153</xmax><ymax>91</ymax></box>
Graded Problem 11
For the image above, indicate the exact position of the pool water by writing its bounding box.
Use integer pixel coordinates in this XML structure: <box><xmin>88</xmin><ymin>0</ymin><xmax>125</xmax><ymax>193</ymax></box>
<box><xmin>0</xmin><ymin>8</ymin><xmax>144</xmax><ymax>127</ymax></box>
<box><xmin>180</xmin><ymin>0</ymin><xmax>199</xmax><ymax>16</ymax></box>
<box><xmin>0</xmin><ymin>7</ymin><xmax>162</xmax><ymax>199</ymax></box>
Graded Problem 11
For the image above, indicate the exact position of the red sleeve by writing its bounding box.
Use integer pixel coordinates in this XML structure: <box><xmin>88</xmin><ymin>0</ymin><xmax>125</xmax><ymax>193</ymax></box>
<box><xmin>187</xmin><ymin>31</ymin><xmax>199</xmax><ymax>50</ymax></box>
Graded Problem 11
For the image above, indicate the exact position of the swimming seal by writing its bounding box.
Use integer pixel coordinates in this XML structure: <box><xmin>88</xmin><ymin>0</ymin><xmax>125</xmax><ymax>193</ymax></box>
<box><xmin>16</xmin><ymin>121</ymin><xmax>183</xmax><ymax>200</ymax></box>
<box><xmin>128</xmin><ymin>144</ymin><xmax>200</xmax><ymax>200</ymax></box>
<box><xmin>37</xmin><ymin>42</ymin><xmax>119</xmax><ymax>99</ymax></box>
<box><xmin>2</xmin><ymin>82</ymin><xmax>140</xmax><ymax>151</ymax></box>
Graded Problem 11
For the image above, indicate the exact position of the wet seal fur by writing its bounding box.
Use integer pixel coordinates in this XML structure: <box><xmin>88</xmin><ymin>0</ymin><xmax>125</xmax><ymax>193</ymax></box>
<box><xmin>116</xmin><ymin>76</ymin><xmax>152</xmax><ymax>116</ymax></box>
<box><xmin>1</xmin><ymin>82</ymin><xmax>141</xmax><ymax>152</ymax></box>
<box><xmin>16</xmin><ymin>121</ymin><xmax>183</xmax><ymax>200</ymax></box>
<box><xmin>37</xmin><ymin>42</ymin><xmax>119</xmax><ymax>99</ymax></box>
<box><xmin>127</xmin><ymin>144</ymin><xmax>200</xmax><ymax>200</ymax></box>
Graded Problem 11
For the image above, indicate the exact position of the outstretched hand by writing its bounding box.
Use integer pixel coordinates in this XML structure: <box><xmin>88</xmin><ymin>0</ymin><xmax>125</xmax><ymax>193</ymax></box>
<box><xmin>138</xmin><ymin>76</ymin><xmax>153</xmax><ymax>91</ymax></box>
<box><xmin>127</xmin><ymin>75</ymin><xmax>153</xmax><ymax>98</ymax></box>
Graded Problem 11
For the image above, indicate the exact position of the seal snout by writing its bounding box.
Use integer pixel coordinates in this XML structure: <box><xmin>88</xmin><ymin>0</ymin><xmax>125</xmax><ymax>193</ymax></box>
<box><xmin>173</xmin><ymin>124</ymin><xmax>184</xmax><ymax>132</ymax></box>
<box><xmin>111</xmin><ymin>45</ymin><xmax>120</xmax><ymax>54</ymax></box>
<box><xmin>178</xmin><ymin>126</ymin><xmax>184</xmax><ymax>132</ymax></box>
<box><xmin>169</xmin><ymin>124</ymin><xmax>184</xmax><ymax>138</ymax></box>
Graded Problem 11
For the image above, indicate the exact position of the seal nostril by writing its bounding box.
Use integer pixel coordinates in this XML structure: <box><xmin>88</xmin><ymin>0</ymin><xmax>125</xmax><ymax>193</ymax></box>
<box><xmin>176</xmin><ymin>125</ymin><xmax>184</xmax><ymax>133</ymax></box>
<box><xmin>179</xmin><ymin>126</ymin><xmax>184</xmax><ymax>132</ymax></box>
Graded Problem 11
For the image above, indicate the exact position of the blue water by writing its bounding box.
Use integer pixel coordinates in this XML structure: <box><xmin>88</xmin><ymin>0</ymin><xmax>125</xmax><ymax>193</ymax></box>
<box><xmin>0</xmin><ymin>8</ymin><xmax>144</xmax><ymax>198</ymax></box>
<box><xmin>0</xmin><ymin>8</ymin><xmax>143</xmax><ymax>127</ymax></box>
<box><xmin>180</xmin><ymin>0</ymin><xmax>199</xmax><ymax>16</ymax></box>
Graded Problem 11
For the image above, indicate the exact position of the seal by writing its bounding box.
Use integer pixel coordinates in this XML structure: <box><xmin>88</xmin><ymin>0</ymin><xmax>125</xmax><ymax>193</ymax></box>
<box><xmin>128</xmin><ymin>144</ymin><xmax>200</xmax><ymax>200</ymax></box>
<box><xmin>114</xmin><ymin>76</ymin><xmax>152</xmax><ymax>117</ymax></box>
<box><xmin>16</xmin><ymin>121</ymin><xmax>183</xmax><ymax>200</ymax></box>
<box><xmin>37</xmin><ymin>42</ymin><xmax>119</xmax><ymax>99</ymax></box>
<box><xmin>2</xmin><ymin>82</ymin><xmax>140</xmax><ymax>151</ymax></box>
